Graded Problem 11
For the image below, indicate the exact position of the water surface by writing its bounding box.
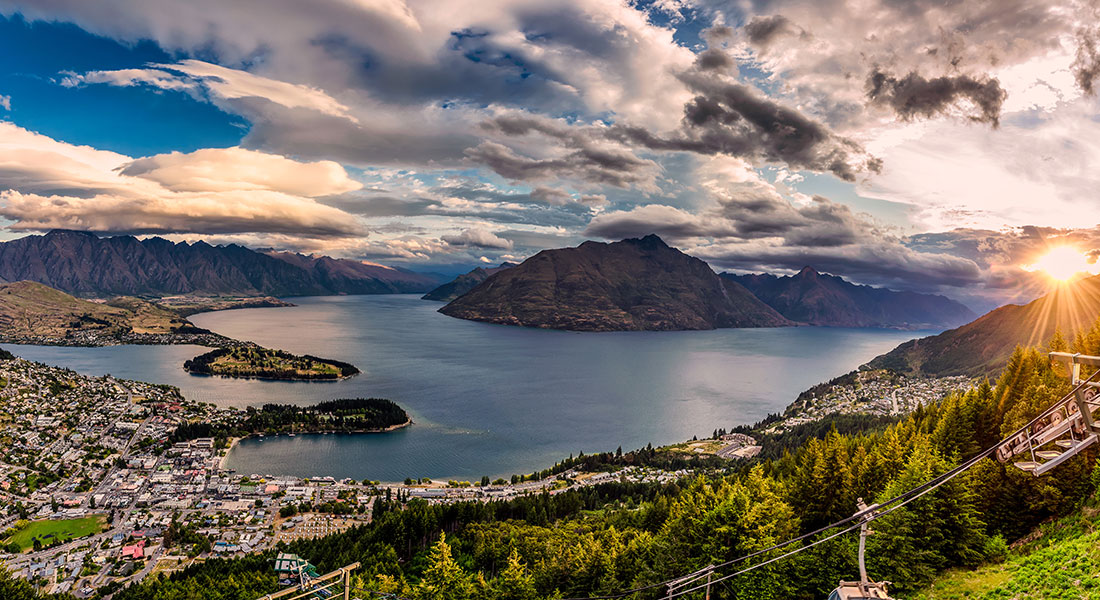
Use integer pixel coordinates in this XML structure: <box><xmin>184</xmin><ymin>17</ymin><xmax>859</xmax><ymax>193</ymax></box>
<box><xmin>4</xmin><ymin>295</ymin><xmax>929</xmax><ymax>481</ymax></box>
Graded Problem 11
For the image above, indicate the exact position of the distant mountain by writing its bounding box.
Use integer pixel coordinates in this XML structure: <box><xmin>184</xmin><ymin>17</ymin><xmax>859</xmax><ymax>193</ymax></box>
<box><xmin>263</xmin><ymin>250</ymin><xmax>445</xmax><ymax>295</ymax></box>
<box><xmin>865</xmin><ymin>274</ymin><xmax>1100</xmax><ymax>377</ymax></box>
<box><xmin>439</xmin><ymin>235</ymin><xmax>792</xmax><ymax>331</ymax></box>
<box><xmin>723</xmin><ymin>266</ymin><xmax>976</xmax><ymax>330</ymax></box>
<box><xmin>0</xmin><ymin>230</ymin><xmax>442</xmax><ymax>297</ymax></box>
<box><xmin>422</xmin><ymin>263</ymin><xmax>517</xmax><ymax>302</ymax></box>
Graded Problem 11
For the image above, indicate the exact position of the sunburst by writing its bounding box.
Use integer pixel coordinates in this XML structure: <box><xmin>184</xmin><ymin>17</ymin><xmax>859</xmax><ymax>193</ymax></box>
<box><xmin>1022</xmin><ymin>246</ymin><xmax>1096</xmax><ymax>283</ymax></box>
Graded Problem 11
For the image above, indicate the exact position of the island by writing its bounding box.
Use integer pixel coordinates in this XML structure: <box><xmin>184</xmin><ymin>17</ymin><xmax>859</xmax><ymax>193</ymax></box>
<box><xmin>171</xmin><ymin>397</ymin><xmax>411</xmax><ymax>443</ymax></box>
<box><xmin>183</xmin><ymin>347</ymin><xmax>360</xmax><ymax>380</ymax></box>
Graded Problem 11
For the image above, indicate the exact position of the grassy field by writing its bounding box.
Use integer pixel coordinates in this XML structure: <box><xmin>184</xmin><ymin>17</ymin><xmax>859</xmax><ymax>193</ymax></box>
<box><xmin>5</xmin><ymin>515</ymin><xmax>108</xmax><ymax>552</ymax></box>
<box><xmin>910</xmin><ymin>500</ymin><xmax>1100</xmax><ymax>599</ymax></box>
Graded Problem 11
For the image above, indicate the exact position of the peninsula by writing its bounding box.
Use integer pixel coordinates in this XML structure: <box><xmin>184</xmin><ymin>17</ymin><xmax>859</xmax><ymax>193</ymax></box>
<box><xmin>171</xmin><ymin>398</ymin><xmax>411</xmax><ymax>441</ymax></box>
<box><xmin>0</xmin><ymin>281</ymin><xmax>235</xmax><ymax>347</ymax></box>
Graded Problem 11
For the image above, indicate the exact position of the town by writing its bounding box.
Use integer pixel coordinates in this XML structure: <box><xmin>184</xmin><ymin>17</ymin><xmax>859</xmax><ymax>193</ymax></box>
<box><xmin>0</xmin><ymin>354</ymin><xmax>693</xmax><ymax>597</ymax></box>
<box><xmin>0</xmin><ymin>353</ymin><xmax>971</xmax><ymax>597</ymax></box>
<box><xmin>761</xmin><ymin>369</ymin><xmax>972</xmax><ymax>434</ymax></box>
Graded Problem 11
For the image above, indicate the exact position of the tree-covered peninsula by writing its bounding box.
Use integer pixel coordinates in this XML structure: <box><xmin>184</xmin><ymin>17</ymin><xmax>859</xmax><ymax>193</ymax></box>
<box><xmin>183</xmin><ymin>347</ymin><xmax>359</xmax><ymax>380</ymax></box>
<box><xmin>171</xmin><ymin>398</ymin><xmax>410</xmax><ymax>442</ymax></box>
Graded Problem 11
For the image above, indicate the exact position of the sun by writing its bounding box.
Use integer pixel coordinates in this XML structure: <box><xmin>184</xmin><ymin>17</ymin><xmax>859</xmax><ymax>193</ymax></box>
<box><xmin>1023</xmin><ymin>246</ymin><xmax>1096</xmax><ymax>282</ymax></box>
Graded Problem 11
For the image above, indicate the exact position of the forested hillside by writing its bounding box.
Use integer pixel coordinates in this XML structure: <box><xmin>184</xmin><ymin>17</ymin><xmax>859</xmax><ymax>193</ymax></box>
<box><xmin>8</xmin><ymin>322</ymin><xmax>1100</xmax><ymax>600</ymax></box>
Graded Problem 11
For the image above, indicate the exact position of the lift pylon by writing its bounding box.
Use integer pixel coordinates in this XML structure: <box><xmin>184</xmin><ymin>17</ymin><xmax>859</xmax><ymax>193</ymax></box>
<box><xmin>997</xmin><ymin>352</ymin><xmax>1100</xmax><ymax>476</ymax></box>
<box><xmin>827</xmin><ymin>499</ymin><xmax>893</xmax><ymax>600</ymax></box>
<box><xmin>259</xmin><ymin>562</ymin><xmax>360</xmax><ymax>600</ymax></box>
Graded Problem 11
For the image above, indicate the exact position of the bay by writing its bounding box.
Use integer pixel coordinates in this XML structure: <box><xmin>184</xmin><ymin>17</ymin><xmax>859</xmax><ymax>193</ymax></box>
<box><xmin>3</xmin><ymin>294</ymin><xmax>930</xmax><ymax>482</ymax></box>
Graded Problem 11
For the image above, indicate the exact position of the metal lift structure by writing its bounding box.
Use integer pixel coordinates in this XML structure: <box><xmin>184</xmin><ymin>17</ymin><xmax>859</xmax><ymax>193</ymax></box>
<box><xmin>998</xmin><ymin>352</ymin><xmax>1100</xmax><ymax>475</ymax></box>
<box><xmin>827</xmin><ymin>499</ymin><xmax>893</xmax><ymax>600</ymax></box>
<box><xmin>259</xmin><ymin>559</ymin><xmax>360</xmax><ymax>600</ymax></box>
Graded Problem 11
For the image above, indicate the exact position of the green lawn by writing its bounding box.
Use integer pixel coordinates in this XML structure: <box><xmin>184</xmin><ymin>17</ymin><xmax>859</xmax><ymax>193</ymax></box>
<box><xmin>5</xmin><ymin>515</ymin><xmax>107</xmax><ymax>552</ymax></box>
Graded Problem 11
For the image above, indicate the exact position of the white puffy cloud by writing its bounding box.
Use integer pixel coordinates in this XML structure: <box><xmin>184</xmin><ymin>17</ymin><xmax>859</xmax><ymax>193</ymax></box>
<box><xmin>0</xmin><ymin>122</ymin><xmax>365</xmax><ymax>237</ymax></box>
<box><xmin>0</xmin><ymin>94</ymin><xmax>10</xmax><ymax>110</ymax></box>
<box><xmin>119</xmin><ymin>147</ymin><xmax>362</xmax><ymax>197</ymax></box>
<box><xmin>442</xmin><ymin>227</ymin><xmax>515</xmax><ymax>250</ymax></box>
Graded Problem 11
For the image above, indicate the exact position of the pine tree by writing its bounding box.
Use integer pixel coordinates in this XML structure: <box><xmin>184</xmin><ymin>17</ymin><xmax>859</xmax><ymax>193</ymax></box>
<box><xmin>414</xmin><ymin>534</ymin><xmax>474</xmax><ymax>600</ymax></box>
<box><xmin>489</xmin><ymin>549</ymin><xmax>538</xmax><ymax>600</ymax></box>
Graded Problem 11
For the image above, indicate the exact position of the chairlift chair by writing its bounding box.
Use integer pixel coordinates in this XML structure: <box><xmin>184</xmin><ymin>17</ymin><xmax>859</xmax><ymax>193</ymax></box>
<box><xmin>827</xmin><ymin>581</ymin><xmax>892</xmax><ymax>600</ymax></box>
<box><xmin>997</xmin><ymin>352</ymin><xmax>1100</xmax><ymax>476</ymax></box>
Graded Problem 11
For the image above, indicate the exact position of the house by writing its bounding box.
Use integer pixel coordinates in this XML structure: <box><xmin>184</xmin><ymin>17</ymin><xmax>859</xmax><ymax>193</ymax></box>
<box><xmin>121</xmin><ymin>541</ymin><xmax>145</xmax><ymax>560</ymax></box>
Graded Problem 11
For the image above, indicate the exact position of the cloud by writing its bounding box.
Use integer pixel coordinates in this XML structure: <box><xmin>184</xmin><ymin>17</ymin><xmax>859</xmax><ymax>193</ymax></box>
<box><xmin>118</xmin><ymin>147</ymin><xmax>362</xmax><ymax>196</ymax></box>
<box><xmin>441</xmin><ymin>227</ymin><xmax>514</xmax><ymax>250</ymax></box>
<box><xmin>0</xmin><ymin>189</ymin><xmax>363</xmax><ymax>237</ymax></box>
<box><xmin>867</xmin><ymin>69</ymin><xmax>1007</xmax><ymax>126</ymax></box>
<box><xmin>858</xmin><ymin>100</ymin><xmax>1100</xmax><ymax>231</ymax></box>
<box><xmin>61</xmin><ymin>67</ymin><xmax>198</xmax><ymax>92</ymax></box>
<box><xmin>0</xmin><ymin>94</ymin><xmax>10</xmax><ymax>111</ymax></box>
<box><xmin>464</xmin><ymin>140</ymin><xmax>659</xmax><ymax>189</ymax></box>
<box><xmin>585</xmin><ymin>204</ymin><xmax>736</xmax><ymax>240</ymax></box>
<box><xmin>1073</xmin><ymin>25</ymin><xmax>1100</xmax><ymax>95</ymax></box>
<box><xmin>584</xmin><ymin>202</ymin><xmax>983</xmax><ymax>290</ymax></box>
<box><xmin>603</xmin><ymin>69</ymin><xmax>880</xmax><ymax>181</ymax></box>
<box><xmin>0</xmin><ymin>122</ymin><xmax>365</xmax><ymax>237</ymax></box>
<box><xmin>743</xmin><ymin>15</ymin><xmax>800</xmax><ymax>51</ymax></box>
<box><xmin>529</xmin><ymin>186</ymin><xmax>572</xmax><ymax>206</ymax></box>
<box><xmin>66</xmin><ymin>60</ymin><xmax>358</xmax><ymax>121</ymax></box>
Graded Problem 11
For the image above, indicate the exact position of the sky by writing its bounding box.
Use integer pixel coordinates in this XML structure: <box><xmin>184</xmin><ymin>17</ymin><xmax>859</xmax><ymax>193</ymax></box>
<box><xmin>1</xmin><ymin>1</ymin><xmax>1099</xmax><ymax>312</ymax></box>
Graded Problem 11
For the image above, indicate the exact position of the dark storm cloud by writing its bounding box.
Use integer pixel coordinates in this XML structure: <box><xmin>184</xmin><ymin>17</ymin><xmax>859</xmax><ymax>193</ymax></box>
<box><xmin>743</xmin><ymin>15</ymin><xmax>798</xmax><ymax>49</ymax></box>
<box><xmin>1073</xmin><ymin>26</ymin><xmax>1100</xmax><ymax>95</ymax></box>
<box><xmin>866</xmin><ymin>69</ymin><xmax>1007</xmax><ymax>126</ymax></box>
<box><xmin>671</xmin><ymin>72</ymin><xmax>876</xmax><ymax>180</ymax></box>
<box><xmin>463</xmin><ymin>140</ymin><xmax>657</xmax><ymax>188</ymax></box>
<box><xmin>695</xmin><ymin>48</ymin><xmax>735</xmax><ymax>71</ymax></box>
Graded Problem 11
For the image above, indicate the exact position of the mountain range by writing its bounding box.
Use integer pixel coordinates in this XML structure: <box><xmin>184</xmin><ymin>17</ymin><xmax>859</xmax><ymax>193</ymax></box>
<box><xmin>866</xmin><ymin>274</ymin><xmax>1100</xmax><ymax>377</ymax></box>
<box><xmin>422</xmin><ymin>262</ymin><xmax>516</xmax><ymax>302</ymax></box>
<box><xmin>0</xmin><ymin>230</ymin><xmax>443</xmax><ymax>297</ymax></box>
<box><xmin>440</xmin><ymin>235</ymin><xmax>792</xmax><ymax>331</ymax></box>
<box><xmin>723</xmin><ymin>267</ymin><xmax>976</xmax><ymax>329</ymax></box>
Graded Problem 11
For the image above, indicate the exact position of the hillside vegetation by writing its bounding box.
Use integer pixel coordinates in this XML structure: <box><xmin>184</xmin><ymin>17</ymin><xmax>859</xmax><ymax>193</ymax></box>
<box><xmin>912</xmin><ymin>493</ymin><xmax>1100</xmax><ymax>599</ymax></box>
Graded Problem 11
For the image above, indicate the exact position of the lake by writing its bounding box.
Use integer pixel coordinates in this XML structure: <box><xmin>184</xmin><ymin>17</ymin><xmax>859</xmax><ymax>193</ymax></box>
<box><xmin>2</xmin><ymin>294</ymin><xmax>931</xmax><ymax>482</ymax></box>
